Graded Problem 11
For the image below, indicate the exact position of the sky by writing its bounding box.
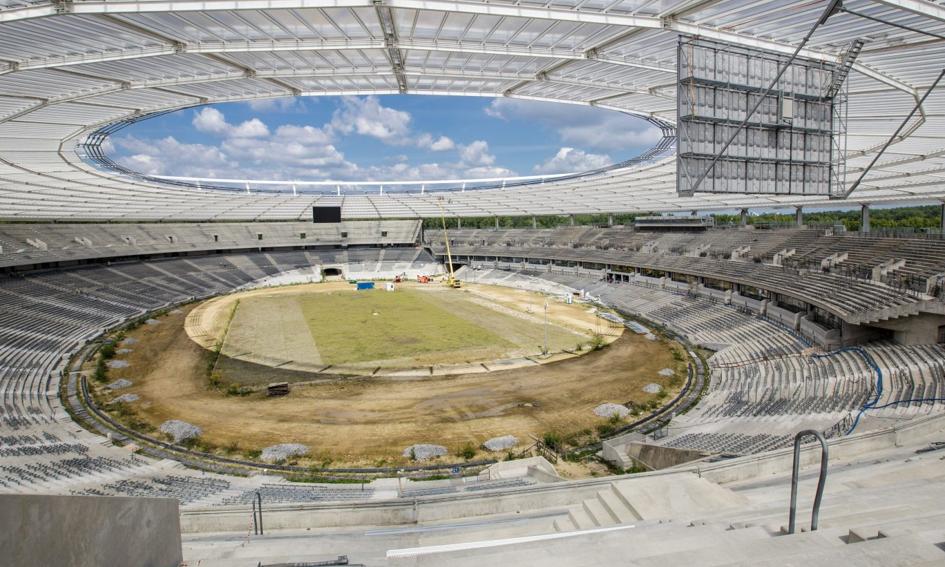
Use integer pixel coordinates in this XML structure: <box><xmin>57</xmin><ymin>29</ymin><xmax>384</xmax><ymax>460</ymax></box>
<box><xmin>105</xmin><ymin>95</ymin><xmax>663</xmax><ymax>182</ymax></box>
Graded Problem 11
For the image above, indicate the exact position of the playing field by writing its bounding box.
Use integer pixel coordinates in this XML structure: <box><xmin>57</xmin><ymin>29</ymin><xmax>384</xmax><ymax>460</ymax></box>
<box><xmin>94</xmin><ymin>282</ymin><xmax>687</xmax><ymax>471</ymax></box>
<box><xmin>189</xmin><ymin>282</ymin><xmax>607</xmax><ymax>372</ymax></box>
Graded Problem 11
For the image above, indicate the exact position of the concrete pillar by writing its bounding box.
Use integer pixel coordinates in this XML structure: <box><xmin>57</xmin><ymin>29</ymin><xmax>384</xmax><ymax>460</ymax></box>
<box><xmin>494</xmin><ymin>216</ymin><xmax>499</xmax><ymax>230</ymax></box>
<box><xmin>569</xmin><ymin>214</ymin><xmax>575</xmax><ymax>226</ymax></box>
<box><xmin>607</xmin><ymin>214</ymin><xmax>614</xmax><ymax>226</ymax></box>
<box><xmin>532</xmin><ymin>216</ymin><xmax>538</xmax><ymax>229</ymax></box>
<box><xmin>861</xmin><ymin>203</ymin><xmax>871</xmax><ymax>234</ymax></box>
<box><xmin>457</xmin><ymin>217</ymin><xmax>461</xmax><ymax>229</ymax></box>
<box><xmin>940</xmin><ymin>203</ymin><xmax>945</xmax><ymax>233</ymax></box>
<box><xmin>795</xmin><ymin>206</ymin><xmax>803</xmax><ymax>227</ymax></box>
<box><xmin>739</xmin><ymin>208</ymin><xmax>749</xmax><ymax>227</ymax></box>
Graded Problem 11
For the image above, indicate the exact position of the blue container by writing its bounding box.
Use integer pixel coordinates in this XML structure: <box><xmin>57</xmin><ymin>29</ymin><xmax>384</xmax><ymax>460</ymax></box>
<box><xmin>356</xmin><ymin>281</ymin><xmax>375</xmax><ymax>290</ymax></box>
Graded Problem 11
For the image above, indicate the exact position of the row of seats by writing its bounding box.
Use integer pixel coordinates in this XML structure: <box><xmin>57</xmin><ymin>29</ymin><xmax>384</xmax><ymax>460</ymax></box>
<box><xmin>431</xmin><ymin>226</ymin><xmax>945</xmax><ymax>295</ymax></box>
<box><xmin>461</xmin><ymin>268</ymin><xmax>945</xmax><ymax>457</ymax></box>
<box><xmin>0</xmin><ymin>220</ymin><xmax>421</xmax><ymax>269</ymax></box>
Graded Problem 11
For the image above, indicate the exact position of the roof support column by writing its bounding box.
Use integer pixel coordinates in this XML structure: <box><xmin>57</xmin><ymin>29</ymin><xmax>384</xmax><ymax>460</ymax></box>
<box><xmin>739</xmin><ymin>208</ymin><xmax>749</xmax><ymax>227</ymax></box>
<box><xmin>940</xmin><ymin>202</ymin><xmax>945</xmax><ymax>233</ymax></box>
<box><xmin>861</xmin><ymin>203</ymin><xmax>871</xmax><ymax>234</ymax></box>
<box><xmin>569</xmin><ymin>214</ymin><xmax>575</xmax><ymax>226</ymax></box>
<box><xmin>457</xmin><ymin>217</ymin><xmax>461</xmax><ymax>229</ymax></box>
<box><xmin>607</xmin><ymin>214</ymin><xmax>614</xmax><ymax>227</ymax></box>
<box><xmin>495</xmin><ymin>216</ymin><xmax>499</xmax><ymax>230</ymax></box>
<box><xmin>795</xmin><ymin>206</ymin><xmax>804</xmax><ymax>227</ymax></box>
<box><xmin>532</xmin><ymin>216</ymin><xmax>538</xmax><ymax>229</ymax></box>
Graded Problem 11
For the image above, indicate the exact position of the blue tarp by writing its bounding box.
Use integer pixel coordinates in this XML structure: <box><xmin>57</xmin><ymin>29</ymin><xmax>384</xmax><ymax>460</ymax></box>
<box><xmin>356</xmin><ymin>281</ymin><xmax>374</xmax><ymax>290</ymax></box>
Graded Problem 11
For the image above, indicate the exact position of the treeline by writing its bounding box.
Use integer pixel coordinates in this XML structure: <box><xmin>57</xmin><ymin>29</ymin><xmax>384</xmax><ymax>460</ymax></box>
<box><xmin>714</xmin><ymin>205</ymin><xmax>942</xmax><ymax>232</ymax></box>
<box><xmin>421</xmin><ymin>205</ymin><xmax>943</xmax><ymax>232</ymax></box>
<box><xmin>421</xmin><ymin>213</ymin><xmax>641</xmax><ymax>230</ymax></box>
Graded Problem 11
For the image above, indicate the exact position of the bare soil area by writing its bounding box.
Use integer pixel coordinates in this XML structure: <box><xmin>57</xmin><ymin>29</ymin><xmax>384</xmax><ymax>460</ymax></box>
<box><xmin>93</xmin><ymin>284</ymin><xmax>685</xmax><ymax>470</ymax></box>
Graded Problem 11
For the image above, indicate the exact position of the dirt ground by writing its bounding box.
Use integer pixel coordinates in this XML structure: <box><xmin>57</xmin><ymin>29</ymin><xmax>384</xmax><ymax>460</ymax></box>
<box><xmin>95</xmin><ymin>294</ymin><xmax>687</xmax><ymax>470</ymax></box>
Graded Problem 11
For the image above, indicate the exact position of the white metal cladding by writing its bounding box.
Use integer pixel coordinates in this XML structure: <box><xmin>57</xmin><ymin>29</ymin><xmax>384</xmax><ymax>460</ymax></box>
<box><xmin>0</xmin><ymin>0</ymin><xmax>943</xmax><ymax>220</ymax></box>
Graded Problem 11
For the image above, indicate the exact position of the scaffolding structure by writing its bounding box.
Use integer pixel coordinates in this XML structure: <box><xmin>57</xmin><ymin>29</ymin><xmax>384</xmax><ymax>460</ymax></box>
<box><xmin>677</xmin><ymin>36</ymin><xmax>847</xmax><ymax>197</ymax></box>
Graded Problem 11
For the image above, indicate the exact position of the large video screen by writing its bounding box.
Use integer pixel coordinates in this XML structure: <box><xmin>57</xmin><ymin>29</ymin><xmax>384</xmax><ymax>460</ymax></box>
<box><xmin>676</xmin><ymin>36</ymin><xmax>845</xmax><ymax>197</ymax></box>
<box><xmin>313</xmin><ymin>206</ymin><xmax>342</xmax><ymax>223</ymax></box>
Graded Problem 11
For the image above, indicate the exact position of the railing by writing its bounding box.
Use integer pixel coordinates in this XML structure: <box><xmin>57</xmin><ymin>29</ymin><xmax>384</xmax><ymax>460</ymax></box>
<box><xmin>252</xmin><ymin>491</ymin><xmax>264</xmax><ymax>535</ymax></box>
<box><xmin>787</xmin><ymin>429</ymin><xmax>828</xmax><ymax>535</ymax></box>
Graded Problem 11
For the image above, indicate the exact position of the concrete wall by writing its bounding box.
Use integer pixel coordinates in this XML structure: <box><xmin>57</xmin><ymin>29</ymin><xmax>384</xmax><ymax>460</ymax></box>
<box><xmin>626</xmin><ymin>442</ymin><xmax>708</xmax><ymax>470</ymax></box>
<box><xmin>869</xmin><ymin>311</ymin><xmax>945</xmax><ymax>345</ymax></box>
<box><xmin>0</xmin><ymin>494</ymin><xmax>181</xmax><ymax>567</ymax></box>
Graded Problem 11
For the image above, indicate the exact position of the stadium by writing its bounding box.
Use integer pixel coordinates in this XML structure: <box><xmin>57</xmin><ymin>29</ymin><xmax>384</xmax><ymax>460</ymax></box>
<box><xmin>2</xmin><ymin>0</ymin><xmax>945</xmax><ymax>566</ymax></box>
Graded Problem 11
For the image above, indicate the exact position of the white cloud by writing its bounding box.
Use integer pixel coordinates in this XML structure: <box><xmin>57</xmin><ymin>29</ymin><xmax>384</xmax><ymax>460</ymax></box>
<box><xmin>192</xmin><ymin>107</ymin><xmax>270</xmax><ymax>138</ymax></box>
<box><xmin>533</xmin><ymin>147</ymin><xmax>612</xmax><ymax>174</ymax></box>
<box><xmin>192</xmin><ymin>107</ymin><xmax>229</xmax><ymax>135</ymax></box>
<box><xmin>330</xmin><ymin>96</ymin><xmax>411</xmax><ymax>143</ymax></box>
<box><xmin>112</xmin><ymin>97</ymin><xmax>522</xmax><ymax>183</ymax></box>
<box><xmin>114</xmin><ymin>136</ymin><xmax>233</xmax><ymax>177</ymax></box>
<box><xmin>429</xmin><ymin>135</ymin><xmax>455</xmax><ymax>151</ymax></box>
<box><xmin>485</xmin><ymin>98</ymin><xmax>662</xmax><ymax>152</ymax></box>
<box><xmin>229</xmin><ymin>118</ymin><xmax>270</xmax><ymax>138</ymax></box>
<box><xmin>417</xmin><ymin>133</ymin><xmax>455</xmax><ymax>151</ymax></box>
<box><xmin>459</xmin><ymin>140</ymin><xmax>495</xmax><ymax>167</ymax></box>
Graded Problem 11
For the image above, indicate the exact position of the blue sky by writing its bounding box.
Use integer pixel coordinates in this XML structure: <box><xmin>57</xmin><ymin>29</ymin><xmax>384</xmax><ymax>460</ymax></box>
<box><xmin>106</xmin><ymin>95</ymin><xmax>662</xmax><ymax>182</ymax></box>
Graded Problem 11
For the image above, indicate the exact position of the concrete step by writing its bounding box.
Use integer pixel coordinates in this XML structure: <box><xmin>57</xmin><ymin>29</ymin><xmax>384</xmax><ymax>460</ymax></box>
<box><xmin>630</xmin><ymin>529</ymin><xmax>848</xmax><ymax>567</ymax></box>
<box><xmin>567</xmin><ymin>507</ymin><xmax>596</xmax><ymax>530</ymax></box>
<box><xmin>386</xmin><ymin>523</ymin><xmax>834</xmax><ymax>566</ymax></box>
<box><xmin>597</xmin><ymin>487</ymin><xmax>639</xmax><ymax>523</ymax></box>
<box><xmin>582</xmin><ymin>497</ymin><xmax>618</xmax><ymax>527</ymax></box>
<box><xmin>612</xmin><ymin>473</ymin><xmax>748</xmax><ymax>521</ymax></box>
<box><xmin>552</xmin><ymin>516</ymin><xmax>576</xmax><ymax>533</ymax></box>
<box><xmin>723</xmin><ymin>533</ymin><xmax>945</xmax><ymax>567</ymax></box>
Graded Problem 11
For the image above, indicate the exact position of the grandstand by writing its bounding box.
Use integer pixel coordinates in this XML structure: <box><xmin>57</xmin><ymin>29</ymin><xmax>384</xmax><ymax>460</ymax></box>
<box><xmin>2</xmin><ymin>0</ymin><xmax>945</xmax><ymax>565</ymax></box>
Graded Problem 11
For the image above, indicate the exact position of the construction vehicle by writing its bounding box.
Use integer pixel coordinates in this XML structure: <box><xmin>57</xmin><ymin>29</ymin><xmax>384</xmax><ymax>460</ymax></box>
<box><xmin>436</xmin><ymin>198</ymin><xmax>461</xmax><ymax>289</ymax></box>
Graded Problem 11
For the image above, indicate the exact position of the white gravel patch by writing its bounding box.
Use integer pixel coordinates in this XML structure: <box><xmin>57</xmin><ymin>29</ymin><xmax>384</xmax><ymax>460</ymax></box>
<box><xmin>483</xmin><ymin>435</ymin><xmax>518</xmax><ymax>452</ymax></box>
<box><xmin>644</xmin><ymin>333</ymin><xmax>658</xmax><ymax>341</ymax></box>
<box><xmin>106</xmin><ymin>379</ymin><xmax>133</xmax><ymax>390</ymax></box>
<box><xmin>658</xmin><ymin>368</ymin><xmax>674</xmax><ymax>377</ymax></box>
<box><xmin>116</xmin><ymin>348</ymin><xmax>133</xmax><ymax>355</ymax></box>
<box><xmin>403</xmin><ymin>444</ymin><xmax>447</xmax><ymax>461</ymax></box>
<box><xmin>145</xmin><ymin>318</ymin><xmax>160</xmax><ymax>325</ymax></box>
<box><xmin>261</xmin><ymin>443</ymin><xmax>309</xmax><ymax>464</ymax></box>
<box><xmin>160</xmin><ymin>420</ymin><xmax>202</xmax><ymax>443</ymax></box>
<box><xmin>111</xmin><ymin>393</ymin><xmax>139</xmax><ymax>404</ymax></box>
<box><xmin>121</xmin><ymin>337</ymin><xmax>138</xmax><ymax>345</ymax></box>
<box><xmin>594</xmin><ymin>403</ymin><xmax>630</xmax><ymax>419</ymax></box>
<box><xmin>107</xmin><ymin>360</ymin><xmax>129</xmax><ymax>369</ymax></box>
<box><xmin>643</xmin><ymin>383</ymin><xmax>663</xmax><ymax>394</ymax></box>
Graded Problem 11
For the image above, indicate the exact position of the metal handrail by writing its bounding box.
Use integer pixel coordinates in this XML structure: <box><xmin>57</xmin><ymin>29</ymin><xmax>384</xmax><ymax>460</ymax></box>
<box><xmin>788</xmin><ymin>429</ymin><xmax>829</xmax><ymax>534</ymax></box>
<box><xmin>252</xmin><ymin>491</ymin><xmax>264</xmax><ymax>535</ymax></box>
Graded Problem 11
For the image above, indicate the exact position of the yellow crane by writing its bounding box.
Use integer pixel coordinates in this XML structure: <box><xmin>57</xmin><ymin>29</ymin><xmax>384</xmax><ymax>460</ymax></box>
<box><xmin>436</xmin><ymin>197</ymin><xmax>461</xmax><ymax>288</ymax></box>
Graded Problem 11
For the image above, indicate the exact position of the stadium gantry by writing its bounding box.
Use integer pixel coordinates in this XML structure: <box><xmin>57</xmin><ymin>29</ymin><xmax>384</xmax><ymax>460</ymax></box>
<box><xmin>0</xmin><ymin>0</ymin><xmax>944</xmax><ymax>219</ymax></box>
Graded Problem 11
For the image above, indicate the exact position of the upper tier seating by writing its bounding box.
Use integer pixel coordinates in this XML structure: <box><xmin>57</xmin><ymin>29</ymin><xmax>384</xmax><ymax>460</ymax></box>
<box><xmin>429</xmin><ymin>226</ymin><xmax>945</xmax><ymax>295</ymax></box>
<box><xmin>440</xmin><ymin>244</ymin><xmax>925</xmax><ymax>325</ymax></box>
<box><xmin>0</xmin><ymin>220</ymin><xmax>421</xmax><ymax>269</ymax></box>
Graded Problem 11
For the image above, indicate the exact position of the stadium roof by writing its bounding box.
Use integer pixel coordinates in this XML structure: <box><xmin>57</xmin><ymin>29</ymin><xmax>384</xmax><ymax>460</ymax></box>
<box><xmin>0</xmin><ymin>0</ymin><xmax>944</xmax><ymax>220</ymax></box>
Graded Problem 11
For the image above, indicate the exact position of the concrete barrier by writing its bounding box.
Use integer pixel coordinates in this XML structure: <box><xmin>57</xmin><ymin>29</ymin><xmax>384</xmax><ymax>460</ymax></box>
<box><xmin>0</xmin><ymin>494</ymin><xmax>181</xmax><ymax>567</ymax></box>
